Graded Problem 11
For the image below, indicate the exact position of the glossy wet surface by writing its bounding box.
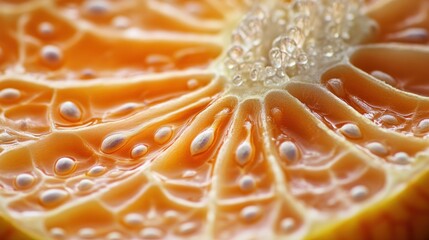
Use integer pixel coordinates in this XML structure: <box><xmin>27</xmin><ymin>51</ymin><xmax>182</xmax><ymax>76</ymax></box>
<box><xmin>1</xmin><ymin>0</ymin><xmax>429</xmax><ymax>240</ymax></box>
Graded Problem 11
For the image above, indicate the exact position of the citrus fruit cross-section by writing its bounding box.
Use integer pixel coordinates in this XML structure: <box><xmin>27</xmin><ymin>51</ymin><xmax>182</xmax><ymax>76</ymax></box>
<box><xmin>1</xmin><ymin>0</ymin><xmax>429</xmax><ymax>239</ymax></box>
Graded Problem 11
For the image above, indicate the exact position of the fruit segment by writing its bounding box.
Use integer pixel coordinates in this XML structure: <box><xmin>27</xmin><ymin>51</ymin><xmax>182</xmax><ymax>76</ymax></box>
<box><xmin>351</xmin><ymin>45</ymin><xmax>429</xmax><ymax>97</ymax></box>
<box><xmin>265</xmin><ymin>90</ymin><xmax>386</xmax><ymax>212</ymax></box>
<box><xmin>216</xmin><ymin>99</ymin><xmax>275</xmax><ymax>201</ymax></box>
<box><xmin>3</xmin><ymin>0</ymin><xmax>227</xmax><ymax>81</ymax></box>
<box><xmin>325</xmin><ymin>54</ymin><xmax>429</xmax><ymax>139</ymax></box>
<box><xmin>151</xmin><ymin>96</ymin><xmax>237</xmax><ymax>185</ymax></box>
<box><xmin>289</xmin><ymin>82</ymin><xmax>428</xmax><ymax>166</ymax></box>
<box><xmin>368</xmin><ymin>0</ymin><xmax>429</xmax><ymax>44</ymax></box>
<box><xmin>51</xmin><ymin>73</ymin><xmax>215</xmax><ymax>127</ymax></box>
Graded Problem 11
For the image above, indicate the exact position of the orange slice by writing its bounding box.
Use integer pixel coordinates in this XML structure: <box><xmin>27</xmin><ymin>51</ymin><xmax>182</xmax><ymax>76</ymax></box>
<box><xmin>1</xmin><ymin>0</ymin><xmax>429</xmax><ymax>240</ymax></box>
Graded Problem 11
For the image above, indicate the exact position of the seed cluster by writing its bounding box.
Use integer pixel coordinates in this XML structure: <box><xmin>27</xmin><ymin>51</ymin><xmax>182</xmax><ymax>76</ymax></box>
<box><xmin>224</xmin><ymin>0</ymin><xmax>367</xmax><ymax>87</ymax></box>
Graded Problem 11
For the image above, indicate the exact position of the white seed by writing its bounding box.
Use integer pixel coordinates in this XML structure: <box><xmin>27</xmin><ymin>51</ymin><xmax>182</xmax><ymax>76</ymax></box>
<box><xmin>239</xmin><ymin>175</ymin><xmax>256</xmax><ymax>192</ymax></box>
<box><xmin>390</xmin><ymin>152</ymin><xmax>411</xmax><ymax>164</ymax></box>
<box><xmin>0</xmin><ymin>88</ymin><xmax>21</xmax><ymax>101</ymax></box>
<box><xmin>84</xmin><ymin>0</ymin><xmax>111</xmax><ymax>15</ymax></box>
<box><xmin>59</xmin><ymin>101</ymin><xmax>81</xmax><ymax>122</ymax></box>
<box><xmin>178</xmin><ymin>222</ymin><xmax>197</xmax><ymax>235</ymax></box>
<box><xmin>38</xmin><ymin>22</ymin><xmax>54</xmax><ymax>36</ymax></box>
<box><xmin>40</xmin><ymin>189</ymin><xmax>68</xmax><ymax>206</ymax></box>
<box><xmin>54</xmin><ymin>157</ymin><xmax>76</xmax><ymax>175</ymax></box>
<box><xmin>15</xmin><ymin>173</ymin><xmax>35</xmax><ymax>189</ymax></box>
<box><xmin>187</xmin><ymin>79</ymin><xmax>199</xmax><ymax>90</ymax></box>
<box><xmin>0</xmin><ymin>132</ymin><xmax>15</xmax><ymax>142</ymax></box>
<box><xmin>190</xmin><ymin>128</ymin><xmax>214</xmax><ymax>155</ymax></box>
<box><xmin>80</xmin><ymin>68</ymin><xmax>96</xmax><ymax>78</ymax></box>
<box><xmin>106</xmin><ymin>231</ymin><xmax>122</xmax><ymax>240</ymax></box>
<box><xmin>77</xmin><ymin>179</ymin><xmax>94</xmax><ymax>191</ymax></box>
<box><xmin>40</xmin><ymin>45</ymin><xmax>62</xmax><ymax>64</ymax></box>
<box><xmin>78</xmin><ymin>228</ymin><xmax>96</xmax><ymax>238</ymax></box>
<box><xmin>112</xmin><ymin>16</ymin><xmax>130</xmax><ymax>29</ymax></box>
<box><xmin>109</xmin><ymin>102</ymin><xmax>138</xmax><ymax>116</ymax></box>
<box><xmin>379</xmin><ymin>114</ymin><xmax>398</xmax><ymax>125</ymax></box>
<box><xmin>370</xmin><ymin>70</ymin><xmax>396</xmax><ymax>86</ymax></box>
<box><xmin>140</xmin><ymin>227</ymin><xmax>163</xmax><ymax>239</ymax></box>
<box><xmin>154</xmin><ymin>126</ymin><xmax>173</xmax><ymax>144</ymax></box>
<box><xmin>326</xmin><ymin>78</ymin><xmax>345</xmax><ymax>97</ymax></box>
<box><xmin>164</xmin><ymin>210</ymin><xmax>178</xmax><ymax>219</ymax></box>
<box><xmin>280</xmin><ymin>218</ymin><xmax>295</xmax><ymax>232</ymax></box>
<box><xmin>279</xmin><ymin>141</ymin><xmax>299</xmax><ymax>162</ymax></box>
<box><xmin>350</xmin><ymin>185</ymin><xmax>369</xmax><ymax>201</ymax></box>
<box><xmin>416</xmin><ymin>119</ymin><xmax>429</xmax><ymax>133</ymax></box>
<box><xmin>101</xmin><ymin>133</ymin><xmax>127</xmax><ymax>153</ymax></box>
<box><xmin>240</xmin><ymin>205</ymin><xmax>261</xmax><ymax>222</ymax></box>
<box><xmin>130</xmin><ymin>144</ymin><xmax>148</xmax><ymax>159</ymax></box>
<box><xmin>50</xmin><ymin>227</ymin><xmax>65</xmax><ymax>238</ymax></box>
<box><xmin>339</xmin><ymin>123</ymin><xmax>362</xmax><ymax>139</ymax></box>
<box><xmin>182</xmin><ymin>170</ymin><xmax>197</xmax><ymax>178</ymax></box>
<box><xmin>365</xmin><ymin>142</ymin><xmax>388</xmax><ymax>156</ymax></box>
<box><xmin>87</xmin><ymin>166</ymin><xmax>106</xmax><ymax>177</ymax></box>
<box><xmin>235</xmin><ymin>141</ymin><xmax>252</xmax><ymax>166</ymax></box>
<box><xmin>123</xmin><ymin>213</ymin><xmax>144</xmax><ymax>227</ymax></box>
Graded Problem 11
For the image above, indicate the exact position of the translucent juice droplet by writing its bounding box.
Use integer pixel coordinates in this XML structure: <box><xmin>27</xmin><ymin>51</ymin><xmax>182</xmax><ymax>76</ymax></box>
<box><xmin>54</xmin><ymin>157</ymin><xmax>76</xmax><ymax>175</ymax></box>
<box><xmin>154</xmin><ymin>126</ymin><xmax>173</xmax><ymax>144</ymax></box>
<box><xmin>279</xmin><ymin>141</ymin><xmax>300</xmax><ymax>162</ymax></box>
<box><xmin>350</xmin><ymin>185</ymin><xmax>369</xmax><ymax>201</ymax></box>
<box><xmin>276</xmin><ymin>36</ymin><xmax>297</xmax><ymax>54</ymax></box>
<box><xmin>240</xmin><ymin>205</ymin><xmax>261</xmax><ymax>222</ymax></box>
<box><xmin>228</xmin><ymin>45</ymin><xmax>245</xmax><ymax>61</ymax></box>
<box><xmin>190</xmin><ymin>128</ymin><xmax>214</xmax><ymax>156</ymax></box>
<box><xmin>40</xmin><ymin>189</ymin><xmax>69</xmax><ymax>206</ymax></box>
<box><xmin>59</xmin><ymin>101</ymin><xmax>82</xmax><ymax>122</ymax></box>
<box><xmin>0</xmin><ymin>88</ymin><xmax>21</xmax><ymax>101</ymax></box>
<box><xmin>232</xmin><ymin>74</ymin><xmax>244</xmax><ymax>86</ymax></box>
<box><xmin>101</xmin><ymin>133</ymin><xmax>127</xmax><ymax>153</ymax></box>
<box><xmin>269</xmin><ymin>48</ymin><xmax>282</xmax><ymax>68</ymax></box>
<box><xmin>15</xmin><ymin>173</ymin><xmax>35</xmax><ymax>189</ymax></box>
<box><xmin>339</xmin><ymin>123</ymin><xmax>362</xmax><ymax>139</ymax></box>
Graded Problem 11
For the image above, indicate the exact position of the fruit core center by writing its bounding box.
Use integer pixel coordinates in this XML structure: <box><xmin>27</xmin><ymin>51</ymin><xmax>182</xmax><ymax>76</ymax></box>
<box><xmin>224</xmin><ymin>0</ymin><xmax>372</xmax><ymax>90</ymax></box>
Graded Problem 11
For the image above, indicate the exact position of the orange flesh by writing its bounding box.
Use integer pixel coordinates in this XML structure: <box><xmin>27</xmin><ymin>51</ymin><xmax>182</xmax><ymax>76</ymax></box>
<box><xmin>1</xmin><ymin>0</ymin><xmax>429</xmax><ymax>240</ymax></box>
